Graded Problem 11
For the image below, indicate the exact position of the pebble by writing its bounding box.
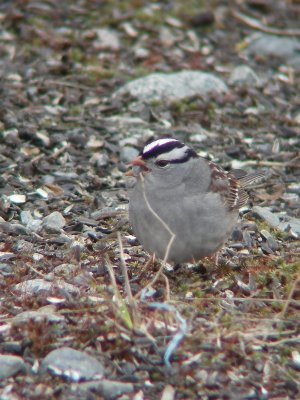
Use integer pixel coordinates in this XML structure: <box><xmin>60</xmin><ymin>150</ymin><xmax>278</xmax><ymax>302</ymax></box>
<box><xmin>12</xmin><ymin>239</ymin><xmax>35</xmax><ymax>253</ymax></box>
<box><xmin>14</xmin><ymin>278</ymin><xmax>80</xmax><ymax>296</ymax></box>
<box><xmin>0</xmin><ymin>263</ymin><xmax>13</xmax><ymax>275</ymax></box>
<box><xmin>114</xmin><ymin>71</ymin><xmax>228</xmax><ymax>103</ymax></box>
<box><xmin>12</xmin><ymin>310</ymin><xmax>65</xmax><ymax>326</ymax></box>
<box><xmin>231</xmin><ymin>227</ymin><xmax>243</xmax><ymax>242</ymax></box>
<box><xmin>260</xmin><ymin>229</ymin><xmax>279</xmax><ymax>251</ymax></box>
<box><xmin>229</xmin><ymin>65</ymin><xmax>262</xmax><ymax>87</ymax></box>
<box><xmin>0</xmin><ymin>252</ymin><xmax>15</xmax><ymax>261</ymax></box>
<box><xmin>91</xmin><ymin>152</ymin><xmax>110</xmax><ymax>168</ymax></box>
<box><xmin>27</xmin><ymin>219</ymin><xmax>43</xmax><ymax>233</ymax></box>
<box><xmin>252</xmin><ymin>206</ymin><xmax>281</xmax><ymax>229</ymax></box>
<box><xmin>78</xmin><ymin>379</ymin><xmax>134</xmax><ymax>399</ymax></box>
<box><xmin>253</xmin><ymin>206</ymin><xmax>300</xmax><ymax>237</ymax></box>
<box><xmin>43</xmin><ymin>211</ymin><xmax>66</xmax><ymax>233</ymax></box>
<box><xmin>32</xmin><ymin>253</ymin><xmax>44</xmax><ymax>262</ymax></box>
<box><xmin>94</xmin><ymin>28</ymin><xmax>121</xmax><ymax>51</ymax></box>
<box><xmin>242</xmin><ymin>231</ymin><xmax>254</xmax><ymax>248</ymax></box>
<box><xmin>9</xmin><ymin>194</ymin><xmax>26</xmax><ymax>204</ymax></box>
<box><xmin>53</xmin><ymin>263</ymin><xmax>77</xmax><ymax>277</ymax></box>
<box><xmin>40</xmin><ymin>347</ymin><xmax>104</xmax><ymax>381</ymax></box>
<box><xmin>120</xmin><ymin>146</ymin><xmax>139</xmax><ymax>163</ymax></box>
<box><xmin>1</xmin><ymin>341</ymin><xmax>23</xmax><ymax>354</ymax></box>
<box><xmin>0</xmin><ymin>355</ymin><xmax>25</xmax><ymax>379</ymax></box>
<box><xmin>20</xmin><ymin>210</ymin><xmax>34</xmax><ymax>225</ymax></box>
<box><xmin>10</xmin><ymin>223</ymin><xmax>28</xmax><ymax>235</ymax></box>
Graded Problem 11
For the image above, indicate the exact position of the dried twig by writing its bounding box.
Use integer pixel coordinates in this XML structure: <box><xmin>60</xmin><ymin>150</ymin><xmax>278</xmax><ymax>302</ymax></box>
<box><xmin>27</xmin><ymin>264</ymin><xmax>47</xmax><ymax>278</ymax></box>
<box><xmin>42</xmin><ymin>79</ymin><xmax>95</xmax><ymax>91</ymax></box>
<box><xmin>280</xmin><ymin>272</ymin><xmax>300</xmax><ymax>318</ymax></box>
<box><xmin>117</xmin><ymin>231</ymin><xmax>140</xmax><ymax>325</ymax></box>
<box><xmin>234</xmin><ymin>158</ymin><xmax>300</xmax><ymax>168</ymax></box>
<box><xmin>232</xmin><ymin>10</ymin><xmax>300</xmax><ymax>36</ymax></box>
<box><xmin>105</xmin><ymin>255</ymin><xmax>133</xmax><ymax>329</ymax></box>
<box><xmin>134</xmin><ymin>173</ymin><xmax>176</xmax><ymax>298</ymax></box>
<box><xmin>162</xmin><ymin>273</ymin><xmax>171</xmax><ymax>302</ymax></box>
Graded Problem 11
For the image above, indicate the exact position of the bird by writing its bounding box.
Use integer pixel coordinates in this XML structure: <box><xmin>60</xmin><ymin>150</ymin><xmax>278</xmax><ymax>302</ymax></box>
<box><xmin>128</xmin><ymin>137</ymin><xmax>264</xmax><ymax>264</ymax></box>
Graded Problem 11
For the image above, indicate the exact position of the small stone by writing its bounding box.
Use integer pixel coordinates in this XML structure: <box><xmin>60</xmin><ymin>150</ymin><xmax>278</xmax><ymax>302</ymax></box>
<box><xmin>0</xmin><ymin>252</ymin><xmax>15</xmax><ymax>261</ymax></box>
<box><xmin>0</xmin><ymin>263</ymin><xmax>13</xmax><ymax>275</ymax></box>
<box><xmin>281</xmin><ymin>192</ymin><xmax>299</xmax><ymax>203</ymax></box>
<box><xmin>91</xmin><ymin>152</ymin><xmax>110</xmax><ymax>168</ymax></box>
<box><xmin>43</xmin><ymin>211</ymin><xmax>66</xmax><ymax>233</ymax></box>
<box><xmin>12</xmin><ymin>239</ymin><xmax>34</xmax><ymax>253</ymax></box>
<box><xmin>134</xmin><ymin>47</ymin><xmax>150</xmax><ymax>59</ymax></box>
<box><xmin>9</xmin><ymin>194</ymin><xmax>26</xmax><ymax>204</ymax></box>
<box><xmin>12</xmin><ymin>310</ymin><xmax>65</xmax><ymax>325</ymax></box>
<box><xmin>94</xmin><ymin>28</ymin><xmax>121</xmax><ymax>51</ymax></box>
<box><xmin>260</xmin><ymin>230</ymin><xmax>279</xmax><ymax>251</ymax></box>
<box><xmin>252</xmin><ymin>206</ymin><xmax>281</xmax><ymax>229</ymax></box>
<box><xmin>280</xmin><ymin>217</ymin><xmax>300</xmax><ymax>237</ymax></box>
<box><xmin>10</xmin><ymin>223</ymin><xmax>28</xmax><ymax>235</ymax></box>
<box><xmin>244</xmin><ymin>34</ymin><xmax>300</xmax><ymax>65</ymax></box>
<box><xmin>40</xmin><ymin>347</ymin><xmax>104</xmax><ymax>381</ymax></box>
<box><xmin>1</xmin><ymin>341</ymin><xmax>23</xmax><ymax>354</ymax></box>
<box><xmin>20</xmin><ymin>210</ymin><xmax>34</xmax><ymax>225</ymax></box>
<box><xmin>36</xmin><ymin>188</ymin><xmax>49</xmax><ymax>199</ymax></box>
<box><xmin>14</xmin><ymin>278</ymin><xmax>80</xmax><ymax>296</ymax></box>
<box><xmin>243</xmin><ymin>231</ymin><xmax>253</xmax><ymax>248</ymax></box>
<box><xmin>291</xmin><ymin>351</ymin><xmax>300</xmax><ymax>370</ymax></box>
<box><xmin>3</xmin><ymin>128</ymin><xmax>20</xmax><ymax>144</ymax></box>
<box><xmin>0</xmin><ymin>355</ymin><xmax>25</xmax><ymax>379</ymax></box>
<box><xmin>33</xmin><ymin>253</ymin><xmax>44</xmax><ymax>262</ymax></box>
<box><xmin>34</xmin><ymin>384</ymin><xmax>54</xmax><ymax>398</ymax></box>
<box><xmin>229</xmin><ymin>65</ymin><xmax>262</xmax><ymax>87</ymax></box>
<box><xmin>53</xmin><ymin>263</ymin><xmax>77</xmax><ymax>277</ymax></box>
<box><xmin>78</xmin><ymin>379</ymin><xmax>134</xmax><ymax>398</ymax></box>
<box><xmin>120</xmin><ymin>146</ymin><xmax>139</xmax><ymax>163</ymax></box>
<box><xmin>26</xmin><ymin>219</ymin><xmax>43</xmax><ymax>233</ymax></box>
<box><xmin>231</xmin><ymin>228</ymin><xmax>243</xmax><ymax>242</ymax></box>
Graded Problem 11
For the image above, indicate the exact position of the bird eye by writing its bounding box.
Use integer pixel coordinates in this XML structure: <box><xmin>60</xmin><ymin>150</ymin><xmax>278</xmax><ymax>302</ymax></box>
<box><xmin>155</xmin><ymin>159</ymin><xmax>170</xmax><ymax>168</ymax></box>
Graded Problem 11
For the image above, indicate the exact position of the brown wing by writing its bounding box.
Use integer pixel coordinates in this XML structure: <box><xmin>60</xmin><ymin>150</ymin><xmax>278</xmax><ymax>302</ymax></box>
<box><xmin>208</xmin><ymin>162</ymin><xmax>265</xmax><ymax>210</ymax></box>
<box><xmin>208</xmin><ymin>162</ymin><xmax>249</xmax><ymax>211</ymax></box>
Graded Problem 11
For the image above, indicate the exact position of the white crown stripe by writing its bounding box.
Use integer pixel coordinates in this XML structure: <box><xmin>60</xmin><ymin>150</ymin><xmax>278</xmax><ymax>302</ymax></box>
<box><xmin>143</xmin><ymin>138</ymin><xmax>179</xmax><ymax>155</ymax></box>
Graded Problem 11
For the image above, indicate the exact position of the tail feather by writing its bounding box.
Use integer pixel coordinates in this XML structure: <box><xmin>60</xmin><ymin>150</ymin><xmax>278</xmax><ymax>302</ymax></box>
<box><xmin>237</xmin><ymin>171</ymin><xmax>265</xmax><ymax>188</ymax></box>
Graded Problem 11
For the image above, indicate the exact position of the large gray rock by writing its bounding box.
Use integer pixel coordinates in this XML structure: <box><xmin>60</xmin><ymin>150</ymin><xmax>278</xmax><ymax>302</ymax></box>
<box><xmin>40</xmin><ymin>347</ymin><xmax>104</xmax><ymax>381</ymax></box>
<box><xmin>114</xmin><ymin>70</ymin><xmax>228</xmax><ymax>103</ymax></box>
<box><xmin>244</xmin><ymin>34</ymin><xmax>300</xmax><ymax>65</ymax></box>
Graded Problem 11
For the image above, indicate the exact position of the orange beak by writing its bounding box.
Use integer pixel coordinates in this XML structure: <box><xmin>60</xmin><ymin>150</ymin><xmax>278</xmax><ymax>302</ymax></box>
<box><xmin>125</xmin><ymin>155</ymin><xmax>149</xmax><ymax>176</ymax></box>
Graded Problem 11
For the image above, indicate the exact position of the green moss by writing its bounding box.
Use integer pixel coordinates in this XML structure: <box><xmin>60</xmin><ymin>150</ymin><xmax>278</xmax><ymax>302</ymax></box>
<box><xmin>69</xmin><ymin>47</ymin><xmax>85</xmax><ymax>63</ymax></box>
<box><xmin>173</xmin><ymin>0</ymin><xmax>207</xmax><ymax>18</ymax></box>
<box><xmin>69</xmin><ymin>105</ymin><xmax>83</xmax><ymax>116</ymax></box>
<box><xmin>192</xmin><ymin>289</ymin><xmax>205</xmax><ymax>298</ymax></box>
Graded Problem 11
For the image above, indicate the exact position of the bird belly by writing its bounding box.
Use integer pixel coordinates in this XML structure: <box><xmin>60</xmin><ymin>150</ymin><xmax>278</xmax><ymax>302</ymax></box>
<box><xmin>129</xmin><ymin>187</ymin><xmax>238</xmax><ymax>263</ymax></box>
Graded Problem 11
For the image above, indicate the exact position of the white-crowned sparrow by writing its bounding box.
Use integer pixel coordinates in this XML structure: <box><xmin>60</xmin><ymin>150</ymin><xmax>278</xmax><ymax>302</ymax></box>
<box><xmin>128</xmin><ymin>138</ymin><xmax>263</xmax><ymax>264</ymax></box>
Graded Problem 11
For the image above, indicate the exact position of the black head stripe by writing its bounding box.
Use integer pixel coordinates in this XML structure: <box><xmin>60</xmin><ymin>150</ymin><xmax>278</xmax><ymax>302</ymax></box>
<box><xmin>142</xmin><ymin>138</ymin><xmax>185</xmax><ymax>160</ymax></box>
